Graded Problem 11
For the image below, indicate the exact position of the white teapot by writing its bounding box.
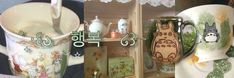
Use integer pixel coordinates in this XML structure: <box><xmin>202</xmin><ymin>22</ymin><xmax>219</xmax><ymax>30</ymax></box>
<box><xmin>85</xmin><ymin>16</ymin><xmax>112</xmax><ymax>37</ymax></box>
<box><xmin>118</xmin><ymin>18</ymin><xmax>128</xmax><ymax>34</ymax></box>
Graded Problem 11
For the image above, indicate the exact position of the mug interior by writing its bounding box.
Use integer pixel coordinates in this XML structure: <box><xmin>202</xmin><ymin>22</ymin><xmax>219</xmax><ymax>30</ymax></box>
<box><xmin>0</xmin><ymin>2</ymin><xmax>80</xmax><ymax>39</ymax></box>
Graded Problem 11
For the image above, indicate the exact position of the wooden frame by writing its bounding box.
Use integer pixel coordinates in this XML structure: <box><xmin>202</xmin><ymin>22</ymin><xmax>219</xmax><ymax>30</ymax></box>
<box><xmin>84</xmin><ymin>0</ymin><xmax>143</xmax><ymax>78</ymax></box>
<box><xmin>84</xmin><ymin>0</ymin><xmax>175</xmax><ymax>78</ymax></box>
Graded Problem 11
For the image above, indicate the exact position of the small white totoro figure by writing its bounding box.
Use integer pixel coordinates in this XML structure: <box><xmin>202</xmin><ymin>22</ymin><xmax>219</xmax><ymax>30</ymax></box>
<box><xmin>118</xmin><ymin>18</ymin><xmax>128</xmax><ymax>34</ymax></box>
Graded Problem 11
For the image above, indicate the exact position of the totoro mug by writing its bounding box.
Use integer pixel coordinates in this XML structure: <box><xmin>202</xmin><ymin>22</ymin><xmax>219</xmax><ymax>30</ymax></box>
<box><xmin>177</xmin><ymin>5</ymin><xmax>234</xmax><ymax>63</ymax></box>
<box><xmin>151</xmin><ymin>16</ymin><xmax>198</xmax><ymax>73</ymax></box>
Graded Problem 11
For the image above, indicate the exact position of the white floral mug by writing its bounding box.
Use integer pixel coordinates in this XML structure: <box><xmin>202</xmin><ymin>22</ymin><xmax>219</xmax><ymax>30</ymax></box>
<box><xmin>0</xmin><ymin>3</ymin><xmax>83</xmax><ymax>78</ymax></box>
<box><xmin>177</xmin><ymin>5</ymin><xmax>234</xmax><ymax>63</ymax></box>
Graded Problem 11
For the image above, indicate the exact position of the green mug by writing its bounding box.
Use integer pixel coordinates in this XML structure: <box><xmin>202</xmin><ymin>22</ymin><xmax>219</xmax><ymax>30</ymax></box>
<box><xmin>151</xmin><ymin>16</ymin><xmax>197</xmax><ymax>72</ymax></box>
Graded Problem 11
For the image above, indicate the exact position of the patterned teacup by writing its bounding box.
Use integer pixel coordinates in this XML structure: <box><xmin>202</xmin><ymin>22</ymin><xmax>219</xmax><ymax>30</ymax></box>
<box><xmin>0</xmin><ymin>3</ymin><xmax>81</xmax><ymax>77</ymax></box>
<box><xmin>177</xmin><ymin>5</ymin><xmax>234</xmax><ymax>63</ymax></box>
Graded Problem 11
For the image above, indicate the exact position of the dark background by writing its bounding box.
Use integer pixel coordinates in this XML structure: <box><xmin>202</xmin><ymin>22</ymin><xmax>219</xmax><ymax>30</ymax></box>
<box><xmin>0</xmin><ymin>0</ymin><xmax>84</xmax><ymax>78</ymax></box>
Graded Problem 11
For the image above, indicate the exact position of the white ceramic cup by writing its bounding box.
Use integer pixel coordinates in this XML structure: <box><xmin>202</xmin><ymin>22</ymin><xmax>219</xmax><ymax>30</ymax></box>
<box><xmin>0</xmin><ymin>2</ymin><xmax>83</xmax><ymax>77</ymax></box>
<box><xmin>177</xmin><ymin>5</ymin><xmax>234</xmax><ymax>63</ymax></box>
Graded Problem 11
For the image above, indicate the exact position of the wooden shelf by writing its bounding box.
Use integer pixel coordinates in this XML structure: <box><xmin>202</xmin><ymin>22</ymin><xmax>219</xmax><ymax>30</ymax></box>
<box><xmin>84</xmin><ymin>38</ymin><xmax>121</xmax><ymax>42</ymax></box>
<box><xmin>124</xmin><ymin>75</ymin><xmax>136</xmax><ymax>78</ymax></box>
<box><xmin>102</xmin><ymin>38</ymin><xmax>121</xmax><ymax>42</ymax></box>
<box><xmin>144</xmin><ymin>72</ymin><xmax>174</xmax><ymax>78</ymax></box>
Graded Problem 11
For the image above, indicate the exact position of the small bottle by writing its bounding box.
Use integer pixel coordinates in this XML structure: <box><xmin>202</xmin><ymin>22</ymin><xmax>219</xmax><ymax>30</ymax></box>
<box><xmin>111</xmin><ymin>29</ymin><xmax>119</xmax><ymax>38</ymax></box>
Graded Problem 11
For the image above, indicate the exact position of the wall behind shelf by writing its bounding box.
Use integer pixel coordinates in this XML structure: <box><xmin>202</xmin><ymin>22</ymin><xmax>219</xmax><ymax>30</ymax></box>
<box><xmin>142</xmin><ymin>4</ymin><xmax>176</xmax><ymax>20</ymax></box>
<box><xmin>84</xmin><ymin>1</ymin><xmax>135</xmax><ymax>20</ymax></box>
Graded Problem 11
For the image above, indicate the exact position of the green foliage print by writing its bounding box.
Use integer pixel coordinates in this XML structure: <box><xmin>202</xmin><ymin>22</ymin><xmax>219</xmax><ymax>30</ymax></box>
<box><xmin>60</xmin><ymin>50</ymin><xmax>68</xmax><ymax>76</ymax></box>
<box><xmin>182</xmin><ymin>31</ymin><xmax>196</xmax><ymax>53</ymax></box>
<box><xmin>206</xmin><ymin>59</ymin><xmax>232</xmax><ymax>78</ymax></box>
<box><xmin>219</xmin><ymin>19</ymin><xmax>231</xmax><ymax>48</ymax></box>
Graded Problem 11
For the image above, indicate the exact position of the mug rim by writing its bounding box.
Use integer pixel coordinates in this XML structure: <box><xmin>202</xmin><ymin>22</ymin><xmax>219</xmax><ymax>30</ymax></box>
<box><xmin>0</xmin><ymin>2</ymin><xmax>80</xmax><ymax>40</ymax></box>
<box><xmin>178</xmin><ymin>4</ymin><xmax>233</xmax><ymax>15</ymax></box>
<box><xmin>156</xmin><ymin>16</ymin><xmax>183</xmax><ymax>21</ymax></box>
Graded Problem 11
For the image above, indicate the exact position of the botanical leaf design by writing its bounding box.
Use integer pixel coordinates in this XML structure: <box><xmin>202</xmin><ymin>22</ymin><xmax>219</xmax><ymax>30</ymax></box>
<box><xmin>206</xmin><ymin>69</ymin><xmax>224</xmax><ymax>78</ymax></box>
<box><xmin>206</xmin><ymin>59</ymin><xmax>232</xmax><ymax>78</ymax></box>
<box><xmin>219</xmin><ymin>19</ymin><xmax>231</xmax><ymax>48</ymax></box>
<box><xmin>60</xmin><ymin>50</ymin><xmax>68</xmax><ymax>76</ymax></box>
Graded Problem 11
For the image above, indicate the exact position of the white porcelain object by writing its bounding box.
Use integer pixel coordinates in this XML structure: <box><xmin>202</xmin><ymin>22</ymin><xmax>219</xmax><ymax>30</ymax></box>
<box><xmin>86</xmin><ymin>16</ymin><xmax>112</xmax><ymax>37</ymax></box>
<box><xmin>0</xmin><ymin>3</ymin><xmax>82</xmax><ymax>77</ymax></box>
<box><xmin>176</xmin><ymin>55</ymin><xmax>234</xmax><ymax>78</ymax></box>
<box><xmin>118</xmin><ymin>18</ymin><xmax>128</xmax><ymax>34</ymax></box>
<box><xmin>177</xmin><ymin>5</ymin><xmax>234</xmax><ymax>63</ymax></box>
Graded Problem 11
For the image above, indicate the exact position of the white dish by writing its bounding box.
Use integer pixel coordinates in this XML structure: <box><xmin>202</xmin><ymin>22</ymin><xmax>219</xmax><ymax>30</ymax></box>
<box><xmin>176</xmin><ymin>54</ymin><xmax>234</xmax><ymax>78</ymax></box>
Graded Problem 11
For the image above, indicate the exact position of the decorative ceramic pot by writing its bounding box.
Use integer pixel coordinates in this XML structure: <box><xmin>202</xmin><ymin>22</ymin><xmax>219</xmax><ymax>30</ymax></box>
<box><xmin>85</xmin><ymin>16</ymin><xmax>112</xmax><ymax>37</ymax></box>
<box><xmin>0</xmin><ymin>3</ymin><xmax>81</xmax><ymax>77</ymax></box>
<box><xmin>151</xmin><ymin>16</ymin><xmax>197</xmax><ymax>73</ymax></box>
<box><xmin>118</xmin><ymin>18</ymin><xmax>128</xmax><ymax>34</ymax></box>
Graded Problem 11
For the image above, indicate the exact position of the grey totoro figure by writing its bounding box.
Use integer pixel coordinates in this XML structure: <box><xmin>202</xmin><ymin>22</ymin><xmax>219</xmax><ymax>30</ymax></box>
<box><xmin>203</xmin><ymin>22</ymin><xmax>219</xmax><ymax>43</ymax></box>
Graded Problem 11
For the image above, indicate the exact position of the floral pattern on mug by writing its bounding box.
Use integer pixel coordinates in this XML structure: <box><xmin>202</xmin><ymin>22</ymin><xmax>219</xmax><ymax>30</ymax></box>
<box><xmin>10</xmin><ymin>48</ymin><xmax>68</xmax><ymax>78</ymax></box>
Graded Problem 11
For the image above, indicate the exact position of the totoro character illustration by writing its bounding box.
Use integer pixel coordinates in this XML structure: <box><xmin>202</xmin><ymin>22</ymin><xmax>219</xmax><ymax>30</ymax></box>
<box><xmin>151</xmin><ymin>21</ymin><xmax>180</xmax><ymax>64</ymax></box>
<box><xmin>203</xmin><ymin>22</ymin><xmax>219</xmax><ymax>43</ymax></box>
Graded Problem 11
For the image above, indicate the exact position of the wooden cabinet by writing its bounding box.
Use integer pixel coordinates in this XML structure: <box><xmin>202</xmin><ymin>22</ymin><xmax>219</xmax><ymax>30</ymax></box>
<box><xmin>84</xmin><ymin>0</ymin><xmax>175</xmax><ymax>78</ymax></box>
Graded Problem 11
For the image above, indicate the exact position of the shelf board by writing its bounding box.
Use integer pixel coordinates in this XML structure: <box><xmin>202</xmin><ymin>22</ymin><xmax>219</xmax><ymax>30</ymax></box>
<box><xmin>144</xmin><ymin>72</ymin><xmax>174</xmax><ymax>78</ymax></box>
<box><xmin>84</xmin><ymin>38</ymin><xmax>121</xmax><ymax>42</ymax></box>
<box><xmin>124</xmin><ymin>75</ymin><xmax>136</xmax><ymax>78</ymax></box>
<box><xmin>102</xmin><ymin>38</ymin><xmax>122</xmax><ymax>42</ymax></box>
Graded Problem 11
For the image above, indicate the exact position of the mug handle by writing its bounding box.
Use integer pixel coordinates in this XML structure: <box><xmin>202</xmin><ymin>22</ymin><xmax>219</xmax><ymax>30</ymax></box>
<box><xmin>232</xmin><ymin>25</ymin><xmax>234</xmax><ymax>46</ymax></box>
<box><xmin>180</xmin><ymin>21</ymin><xmax>198</xmax><ymax>58</ymax></box>
<box><xmin>0</xmin><ymin>15</ymin><xmax>83</xmax><ymax>66</ymax></box>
